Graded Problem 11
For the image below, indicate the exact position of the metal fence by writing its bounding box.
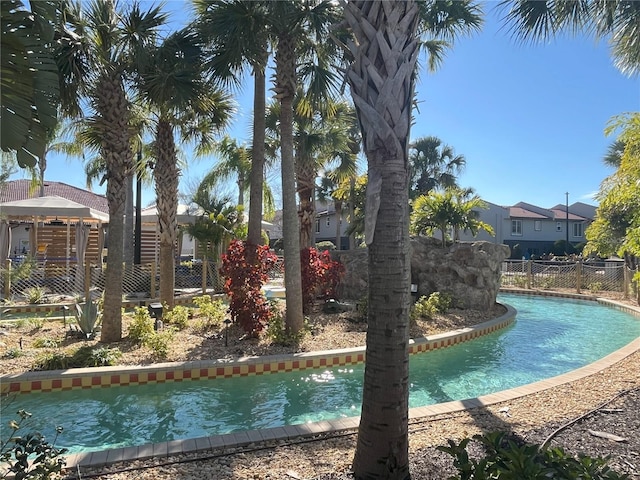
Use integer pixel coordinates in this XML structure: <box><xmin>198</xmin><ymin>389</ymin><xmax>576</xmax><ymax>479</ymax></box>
<box><xmin>500</xmin><ymin>259</ymin><xmax>637</xmax><ymax>298</ymax></box>
<box><xmin>1</xmin><ymin>255</ymin><xmax>286</xmax><ymax>304</ymax></box>
<box><xmin>1</xmin><ymin>259</ymin><xmax>226</xmax><ymax>303</ymax></box>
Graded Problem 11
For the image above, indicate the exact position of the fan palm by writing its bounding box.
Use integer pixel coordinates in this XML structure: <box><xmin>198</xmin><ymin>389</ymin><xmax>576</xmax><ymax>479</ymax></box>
<box><xmin>269</xmin><ymin>0</ymin><xmax>342</xmax><ymax>334</ymax></box>
<box><xmin>266</xmin><ymin>95</ymin><xmax>356</xmax><ymax>249</ymax></box>
<box><xmin>198</xmin><ymin>136</ymin><xmax>276</xmax><ymax>222</ymax></box>
<box><xmin>56</xmin><ymin>0</ymin><xmax>166</xmax><ymax>342</ymax></box>
<box><xmin>409</xmin><ymin>135</ymin><xmax>466</xmax><ymax>199</ymax></box>
<box><xmin>498</xmin><ymin>0</ymin><xmax>640</xmax><ymax>77</ymax></box>
<box><xmin>192</xmin><ymin>0</ymin><xmax>272</xmax><ymax>249</ymax></box>
<box><xmin>135</xmin><ymin>28</ymin><xmax>233</xmax><ymax>309</ymax></box>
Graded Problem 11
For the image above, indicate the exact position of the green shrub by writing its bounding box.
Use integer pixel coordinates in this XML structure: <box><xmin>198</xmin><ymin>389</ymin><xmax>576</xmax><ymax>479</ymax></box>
<box><xmin>588</xmin><ymin>282</ymin><xmax>604</xmax><ymax>293</ymax></box>
<box><xmin>356</xmin><ymin>295</ymin><xmax>368</xmax><ymax>319</ymax></box>
<box><xmin>266</xmin><ymin>303</ymin><xmax>308</xmax><ymax>346</ymax></box>
<box><xmin>164</xmin><ymin>305</ymin><xmax>191</xmax><ymax>330</ymax></box>
<box><xmin>2</xmin><ymin>348</ymin><xmax>25</xmax><ymax>359</ymax></box>
<box><xmin>410</xmin><ymin>292</ymin><xmax>452</xmax><ymax>322</ymax></box>
<box><xmin>128</xmin><ymin>307</ymin><xmax>155</xmax><ymax>344</ymax></box>
<box><xmin>438</xmin><ymin>431</ymin><xmax>629</xmax><ymax>480</ymax></box>
<box><xmin>0</xmin><ymin>409</ymin><xmax>67</xmax><ymax>480</ymax></box>
<box><xmin>512</xmin><ymin>275</ymin><xmax>528</xmax><ymax>288</ymax></box>
<box><xmin>14</xmin><ymin>316</ymin><xmax>45</xmax><ymax>329</ymax></box>
<box><xmin>32</xmin><ymin>337</ymin><xmax>59</xmax><ymax>349</ymax></box>
<box><xmin>192</xmin><ymin>295</ymin><xmax>226</xmax><ymax>330</ymax></box>
<box><xmin>32</xmin><ymin>345</ymin><xmax>123</xmax><ymax>370</ymax></box>
<box><xmin>23</xmin><ymin>286</ymin><xmax>47</xmax><ymax>304</ymax></box>
<box><xmin>86</xmin><ymin>346</ymin><xmax>120</xmax><ymax>367</ymax></box>
<box><xmin>315</xmin><ymin>241</ymin><xmax>336</xmax><ymax>251</ymax></box>
<box><xmin>143</xmin><ymin>328</ymin><xmax>175</xmax><ymax>359</ymax></box>
<box><xmin>32</xmin><ymin>351</ymin><xmax>70</xmax><ymax>371</ymax></box>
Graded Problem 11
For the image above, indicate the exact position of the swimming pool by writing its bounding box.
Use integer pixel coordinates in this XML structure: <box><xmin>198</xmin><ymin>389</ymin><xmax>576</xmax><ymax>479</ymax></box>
<box><xmin>2</xmin><ymin>293</ymin><xmax>639</xmax><ymax>454</ymax></box>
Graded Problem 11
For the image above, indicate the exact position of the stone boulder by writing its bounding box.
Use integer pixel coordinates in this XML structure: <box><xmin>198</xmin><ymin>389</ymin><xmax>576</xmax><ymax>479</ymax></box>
<box><xmin>333</xmin><ymin>237</ymin><xmax>510</xmax><ymax>310</ymax></box>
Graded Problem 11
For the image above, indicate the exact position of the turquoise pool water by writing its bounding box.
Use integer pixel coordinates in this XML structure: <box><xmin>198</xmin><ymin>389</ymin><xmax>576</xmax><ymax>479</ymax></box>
<box><xmin>2</xmin><ymin>293</ymin><xmax>639</xmax><ymax>454</ymax></box>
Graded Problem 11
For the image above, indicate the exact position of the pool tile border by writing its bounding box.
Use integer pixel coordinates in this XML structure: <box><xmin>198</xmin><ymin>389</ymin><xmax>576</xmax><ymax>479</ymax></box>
<box><xmin>0</xmin><ymin>304</ymin><xmax>516</xmax><ymax>395</ymax></box>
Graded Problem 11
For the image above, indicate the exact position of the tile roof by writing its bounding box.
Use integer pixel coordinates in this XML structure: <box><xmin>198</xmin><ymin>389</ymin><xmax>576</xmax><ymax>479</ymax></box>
<box><xmin>549</xmin><ymin>208</ymin><xmax>587</xmax><ymax>221</ymax></box>
<box><xmin>0</xmin><ymin>180</ymin><xmax>108</xmax><ymax>213</ymax></box>
<box><xmin>508</xmin><ymin>207</ymin><xmax>548</xmax><ymax>219</ymax></box>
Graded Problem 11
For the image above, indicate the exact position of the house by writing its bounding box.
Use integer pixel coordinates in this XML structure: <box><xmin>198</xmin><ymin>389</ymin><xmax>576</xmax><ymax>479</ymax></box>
<box><xmin>312</xmin><ymin>196</ymin><xmax>596</xmax><ymax>257</ymax></box>
<box><xmin>501</xmin><ymin>201</ymin><xmax>595</xmax><ymax>258</ymax></box>
<box><xmin>314</xmin><ymin>201</ymin><xmax>350</xmax><ymax>250</ymax></box>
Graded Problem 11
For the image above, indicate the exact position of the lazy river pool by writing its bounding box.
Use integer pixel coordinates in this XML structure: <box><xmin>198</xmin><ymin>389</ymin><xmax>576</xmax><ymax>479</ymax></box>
<box><xmin>2</xmin><ymin>293</ymin><xmax>639</xmax><ymax>454</ymax></box>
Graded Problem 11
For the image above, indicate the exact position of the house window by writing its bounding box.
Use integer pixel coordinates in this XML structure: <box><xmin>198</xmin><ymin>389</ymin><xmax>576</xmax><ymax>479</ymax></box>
<box><xmin>534</xmin><ymin>220</ymin><xmax>541</xmax><ymax>231</ymax></box>
<box><xmin>315</xmin><ymin>219</ymin><xmax>320</xmax><ymax>234</ymax></box>
<box><xmin>573</xmin><ymin>223</ymin><xmax>583</xmax><ymax>237</ymax></box>
<box><xmin>556</xmin><ymin>222</ymin><xmax>562</xmax><ymax>232</ymax></box>
<box><xmin>511</xmin><ymin>220</ymin><xmax>522</xmax><ymax>236</ymax></box>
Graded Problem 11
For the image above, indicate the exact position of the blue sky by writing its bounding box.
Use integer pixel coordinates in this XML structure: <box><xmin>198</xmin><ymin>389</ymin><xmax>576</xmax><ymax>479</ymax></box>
<box><xmin>10</xmin><ymin>1</ymin><xmax>639</xmax><ymax>210</ymax></box>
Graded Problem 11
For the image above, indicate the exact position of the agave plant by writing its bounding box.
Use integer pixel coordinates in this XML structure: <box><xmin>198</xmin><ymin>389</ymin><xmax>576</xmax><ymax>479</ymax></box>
<box><xmin>73</xmin><ymin>298</ymin><xmax>102</xmax><ymax>339</ymax></box>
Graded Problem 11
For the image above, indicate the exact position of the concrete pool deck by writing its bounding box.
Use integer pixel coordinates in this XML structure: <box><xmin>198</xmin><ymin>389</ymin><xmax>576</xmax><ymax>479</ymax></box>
<box><xmin>2</xmin><ymin>292</ymin><xmax>639</xmax><ymax>471</ymax></box>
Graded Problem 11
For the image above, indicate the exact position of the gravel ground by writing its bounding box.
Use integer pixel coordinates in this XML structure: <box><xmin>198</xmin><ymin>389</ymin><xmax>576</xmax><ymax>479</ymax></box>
<box><xmin>2</xmin><ymin>291</ymin><xmax>639</xmax><ymax>479</ymax></box>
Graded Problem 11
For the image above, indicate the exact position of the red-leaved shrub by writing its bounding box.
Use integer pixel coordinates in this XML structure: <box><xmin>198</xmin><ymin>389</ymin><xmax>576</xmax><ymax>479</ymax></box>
<box><xmin>300</xmin><ymin>247</ymin><xmax>346</xmax><ymax>313</ymax></box>
<box><xmin>220</xmin><ymin>240</ymin><xmax>277</xmax><ymax>335</ymax></box>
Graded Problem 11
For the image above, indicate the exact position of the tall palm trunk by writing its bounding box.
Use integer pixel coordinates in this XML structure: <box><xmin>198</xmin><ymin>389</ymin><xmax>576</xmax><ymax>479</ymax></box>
<box><xmin>296</xmin><ymin>156</ymin><xmax>316</xmax><ymax>249</ymax></box>
<box><xmin>99</xmin><ymin>72</ymin><xmax>133</xmax><ymax>343</ymax></box>
<box><xmin>334</xmin><ymin>199</ymin><xmax>342</xmax><ymax>250</ymax></box>
<box><xmin>155</xmin><ymin>118</ymin><xmax>179</xmax><ymax>309</ymax></box>
<box><xmin>124</xmin><ymin>172</ymin><xmax>134</xmax><ymax>267</ymax></box>
<box><xmin>345</xmin><ymin>1</ymin><xmax>420</xmax><ymax>478</ymax></box>
<box><xmin>276</xmin><ymin>32</ymin><xmax>304</xmax><ymax>334</ymax></box>
<box><xmin>247</xmin><ymin>50</ymin><xmax>268</xmax><ymax>261</ymax></box>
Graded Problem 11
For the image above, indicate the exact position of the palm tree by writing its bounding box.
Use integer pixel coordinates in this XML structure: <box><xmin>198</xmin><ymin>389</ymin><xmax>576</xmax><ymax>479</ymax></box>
<box><xmin>192</xmin><ymin>0</ymin><xmax>271</xmax><ymax>250</ymax></box>
<box><xmin>135</xmin><ymin>28</ymin><xmax>233</xmax><ymax>309</ymax></box>
<box><xmin>410</xmin><ymin>188</ymin><xmax>494</xmax><ymax>246</ymax></box>
<box><xmin>451</xmin><ymin>189</ymin><xmax>494</xmax><ymax>241</ymax></box>
<box><xmin>342</xmin><ymin>1</ymin><xmax>483</xmax><ymax>477</ymax></box>
<box><xmin>270</xmin><ymin>0</ymin><xmax>341</xmax><ymax>334</ymax></box>
<box><xmin>57</xmin><ymin>0</ymin><xmax>166</xmax><ymax>342</ymax></box>
<box><xmin>603</xmin><ymin>139</ymin><xmax>625</xmax><ymax>168</ymax></box>
<box><xmin>198</xmin><ymin>137</ymin><xmax>276</xmax><ymax>225</ymax></box>
<box><xmin>266</xmin><ymin>95</ymin><xmax>356</xmax><ymax>249</ymax></box>
<box><xmin>498</xmin><ymin>0</ymin><xmax>640</xmax><ymax>77</ymax></box>
<box><xmin>186</xmin><ymin>181</ymin><xmax>243</xmax><ymax>261</ymax></box>
<box><xmin>200</xmin><ymin>136</ymin><xmax>251</xmax><ymax>207</ymax></box>
<box><xmin>408</xmin><ymin>136</ymin><xmax>466</xmax><ymax>199</ymax></box>
<box><xmin>343</xmin><ymin>4</ymin><xmax>420</xmax><ymax>477</ymax></box>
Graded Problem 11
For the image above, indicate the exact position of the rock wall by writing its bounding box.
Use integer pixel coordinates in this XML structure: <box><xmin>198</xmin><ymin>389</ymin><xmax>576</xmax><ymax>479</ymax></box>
<box><xmin>334</xmin><ymin>237</ymin><xmax>510</xmax><ymax>309</ymax></box>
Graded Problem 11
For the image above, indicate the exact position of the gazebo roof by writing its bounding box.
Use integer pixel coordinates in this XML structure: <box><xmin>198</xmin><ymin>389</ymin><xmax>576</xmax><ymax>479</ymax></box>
<box><xmin>0</xmin><ymin>196</ymin><xmax>109</xmax><ymax>222</ymax></box>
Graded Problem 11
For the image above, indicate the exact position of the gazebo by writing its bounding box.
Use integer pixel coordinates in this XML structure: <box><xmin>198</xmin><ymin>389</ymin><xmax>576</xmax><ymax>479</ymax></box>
<box><xmin>1</xmin><ymin>196</ymin><xmax>109</xmax><ymax>292</ymax></box>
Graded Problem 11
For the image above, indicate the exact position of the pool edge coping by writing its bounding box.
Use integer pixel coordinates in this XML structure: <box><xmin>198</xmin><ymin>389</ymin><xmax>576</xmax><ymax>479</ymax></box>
<box><xmin>7</xmin><ymin>292</ymin><xmax>640</xmax><ymax>472</ymax></box>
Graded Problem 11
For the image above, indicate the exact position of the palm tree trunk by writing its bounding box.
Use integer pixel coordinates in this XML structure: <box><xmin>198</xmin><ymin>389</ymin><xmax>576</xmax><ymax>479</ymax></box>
<box><xmin>344</xmin><ymin>1</ymin><xmax>420</xmax><ymax>478</ymax></box>
<box><xmin>98</xmin><ymin>73</ymin><xmax>133</xmax><ymax>343</ymax></box>
<box><xmin>124</xmin><ymin>172</ymin><xmax>134</xmax><ymax>267</ymax></box>
<box><xmin>349</xmin><ymin>177</ymin><xmax>356</xmax><ymax>249</ymax></box>
<box><xmin>297</xmin><ymin>157</ymin><xmax>316</xmax><ymax>250</ymax></box>
<box><xmin>276</xmin><ymin>32</ymin><xmax>304</xmax><ymax>334</ymax></box>
<box><xmin>335</xmin><ymin>200</ymin><xmax>342</xmax><ymax>250</ymax></box>
<box><xmin>247</xmin><ymin>51</ymin><xmax>269</xmax><ymax>261</ymax></box>
<box><xmin>154</xmin><ymin>118</ymin><xmax>179</xmax><ymax>309</ymax></box>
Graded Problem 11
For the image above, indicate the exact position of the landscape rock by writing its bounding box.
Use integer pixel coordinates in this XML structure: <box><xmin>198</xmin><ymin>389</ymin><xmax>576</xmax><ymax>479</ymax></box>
<box><xmin>334</xmin><ymin>237</ymin><xmax>511</xmax><ymax>310</ymax></box>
